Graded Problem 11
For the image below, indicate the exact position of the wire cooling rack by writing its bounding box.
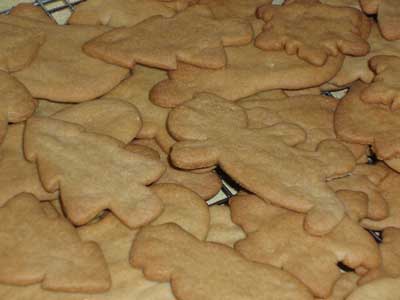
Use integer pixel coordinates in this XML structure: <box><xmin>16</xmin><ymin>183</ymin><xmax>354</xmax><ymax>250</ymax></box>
<box><xmin>0</xmin><ymin>0</ymin><xmax>85</xmax><ymax>22</ymax></box>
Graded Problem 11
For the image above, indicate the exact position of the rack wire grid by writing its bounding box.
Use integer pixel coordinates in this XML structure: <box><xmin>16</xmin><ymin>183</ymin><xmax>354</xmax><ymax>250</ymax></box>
<box><xmin>0</xmin><ymin>0</ymin><xmax>383</xmax><ymax>247</ymax></box>
<box><xmin>0</xmin><ymin>0</ymin><xmax>85</xmax><ymax>22</ymax></box>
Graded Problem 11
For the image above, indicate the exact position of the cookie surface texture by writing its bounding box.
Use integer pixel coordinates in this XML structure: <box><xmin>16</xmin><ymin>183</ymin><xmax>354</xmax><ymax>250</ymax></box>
<box><xmin>327</xmin><ymin>25</ymin><xmax>400</xmax><ymax>88</ymax></box>
<box><xmin>0</xmin><ymin>71</ymin><xmax>36</xmax><ymax>144</ymax></box>
<box><xmin>24</xmin><ymin>117</ymin><xmax>165</xmax><ymax>227</ymax></box>
<box><xmin>0</xmin><ymin>193</ymin><xmax>110</xmax><ymax>293</ymax></box>
<box><xmin>1</xmin><ymin>12</ymin><xmax>129</xmax><ymax>102</ymax></box>
<box><xmin>68</xmin><ymin>0</ymin><xmax>178</xmax><ymax>27</ymax></box>
<box><xmin>0</xmin><ymin>183</ymin><xmax>209</xmax><ymax>300</ymax></box>
<box><xmin>129</xmin><ymin>139</ymin><xmax>222</xmax><ymax>200</ymax></box>
<box><xmin>346</xmin><ymin>277</ymin><xmax>400</xmax><ymax>300</ymax></box>
<box><xmin>131</xmin><ymin>223</ymin><xmax>314</xmax><ymax>300</ymax></box>
<box><xmin>334</xmin><ymin>81</ymin><xmax>400</xmax><ymax>160</ymax></box>
<box><xmin>168</xmin><ymin>93</ymin><xmax>356</xmax><ymax>235</ymax></box>
<box><xmin>0</xmin><ymin>20</ymin><xmax>45</xmax><ymax>72</ymax></box>
<box><xmin>361</xmin><ymin>169</ymin><xmax>400</xmax><ymax>230</ymax></box>
<box><xmin>150</xmin><ymin>44</ymin><xmax>344</xmax><ymax>107</ymax></box>
<box><xmin>230</xmin><ymin>194</ymin><xmax>380</xmax><ymax>298</ymax></box>
<box><xmin>361</xmin><ymin>55</ymin><xmax>400</xmax><ymax>110</ymax></box>
<box><xmin>107</xmin><ymin>66</ymin><xmax>174</xmax><ymax>152</ymax></box>
<box><xmin>360</xmin><ymin>0</ymin><xmax>400</xmax><ymax>41</ymax></box>
<box><xmin>83</xmin><ymin>5</ymin><xmax>253</xmax><ymax>70</ymax></box>
<box><xmin>206</xmin><ymin>205</ymin><xmax>246</xmax><ymax>247</ymax></box>
<box><xmin>255</xmin><ymin>1</ymin><xmax>370</xmax><ymax>65</ymax></box>
<box><xmin>328</xmin><ymin>164</ymin><xmax>389</xmax><ymax>222</ymax></box>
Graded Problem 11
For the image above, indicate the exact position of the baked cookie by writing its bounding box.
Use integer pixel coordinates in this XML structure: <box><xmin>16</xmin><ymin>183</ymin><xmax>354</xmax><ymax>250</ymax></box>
<box><xmin>320</xmin><ymin>0</ymin><xmax>361</xmax><ymax>8</ymax></box>
<box><xmin>24</xmin><ymin>117</ymin><xmax>165</xmax><ymax>227</ymax></box>
<box><xmin>151</xmin><ymin>44</ymin><xmax>344</xmax><ymax>107</ymax></box>
<box><xmin>0</xmin><ymin>183</ymin><xmax>210</xmax><ymax>300</ymax></box>
<box><xmin>328</xmin><ymin>164</ymin><xmax>389</xmax><ymax>222</ymax></box>
<box><xmin>128</xmin><ymin>139</ymin><xmax>222</xmax><ymax>200</ymax></box>
<box><xmin>360</xmin><ymin>0</ymin><xmax>400</xmax><ymax>41</ymax></box>
<box><xmin>9</xmin><ymin>3</ymin><xmax>55</xmax><ymax>24</ymax></box>
<box><xmin>238</xmin><ymin>94</ymin><xmax>338</xmax><ymax>150</ymax></box>
<box><xmin>68</xmin><ymin>0</ymin><xmax>178</xmax><ymax>27</ymax></box>
<box><xmin>107</xmin><ymin>67</ymin><xmax>174</xmax><ymax>152</ymax></box>
<box><xmin>230</xmin><ymin>194</ymin><xmax>380</xmax><ymax>298</ymax></box>
<box><xmin>0</xmin><ymin>193</ymin><xmax>110</xmax><ymax>293</ymax></box>
<box><xmin>360</xmin><ymin>228</ymin><xmax>400</xmax><ymax>283</ymax></box>
<box><xmin>256</xmin><ymin>1</ymin><xmax>370</xmax><ymax>66</ymax></box>
<box><xmin>0</xmin><ymin>20</ymin><xmax>45</xmax><ymax>72</ymax></box>
<box><xmin>327</xmin><ymin>25</ymin><xmax>400</xmax><ymax>89</ymax></box>
<box><xmin>206</xmin><ymin>205</ymin><xmax>246</xmax><ymax>247</ymax></box>
<box><xmin>0</xmin><ymin>98</ymin><xmax>142</xmax><ymax>206</ymax></box>
<box><xmin>0</xmin><ymin>124</ymin><xmax>57</xmax><ymax>206</ymax></box>
<box><xmin>0</xmin><ymin>71</ymin><xmax>36</xmax><ymax>145</ymax></box>
<box><xmin>50</xmin><ymin>98</ymin><xmax>142</xmax><ymax>144</ymax></box>
<box><xmin>316</xmin><ymin>272</ymin><xmax>360</xmax><ymax>300</ymax></box>
<box><xmin>131</xmin><ymin>223</ymin><xmax>314</xmax><ymax>300</ymax></box>
<box><xmin>34</xmin><ymin>100</ymin><xmax>73</xmax><ymax>117</ymax></box>
<box><xmin>361</xmin><ymin>169</ymin><xmax>400</xmax><ymax>230</ymax></box>
<box><xmin>83</xmin><ymin>5</ymin><xmax>253</xmax><ymax>70</ymax></box>
<box><xmin>283</xmin><ymin>87</ymin><xmax>322</xmax><ymax>96</ymax></box>
<box><xmin>346</xmin><ymin>277</ymin><xmax>400</xmax><ymax>300</ymax></box>
<box><xmin>335</xmin><ymin>82</ymin><xmax>400</xmax><ymax>161</ymax></box>
<box><xmin>238</xmin><ymin>93</ymin><xmax>369</xmax><ymax>161</ymax></box>
<box><xmin>2</xmin><ymin>12</ymin><xmax>129</xmax><ymax>102</ymax></box>
<box><xmin>168</xmin><ymin>93</ymin><xmax>356</xmax><ymax>235</ymax></box>
<box><xmin>199</xmin><ymin>0</ymin><xmax>271</xmax><ymax>19</ymax></box>
<box><xmin>361</xmin><ymin>55</ymin><xmax>400</xmax><ymax>110</ymax></box>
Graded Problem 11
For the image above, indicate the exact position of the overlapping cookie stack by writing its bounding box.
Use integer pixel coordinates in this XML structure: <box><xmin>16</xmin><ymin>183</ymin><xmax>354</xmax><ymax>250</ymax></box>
<box><xmin>0</xmin><ymin>0</ymin><xmax>400</xmax><ymax>299</ymax></box>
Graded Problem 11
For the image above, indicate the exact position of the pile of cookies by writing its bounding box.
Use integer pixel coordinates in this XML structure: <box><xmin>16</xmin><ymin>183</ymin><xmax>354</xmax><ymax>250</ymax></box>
<box><xmin>1</xmin><ymin>0</ymin><xmax>400</xmax><ymax>299</ymax></box>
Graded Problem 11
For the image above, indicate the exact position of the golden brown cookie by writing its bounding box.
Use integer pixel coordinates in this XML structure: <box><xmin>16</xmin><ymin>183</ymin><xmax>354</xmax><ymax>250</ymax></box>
<box><xmin>0</xmin><ymin>183</ymin><xmax>210</xmax><ymax>300</ymax></box>
<box><xmin>346</xmin><ymin>277</ymin><xmax>400</xmax><ymax>300</ymax></box>
<box><xmin>151</xmin><ymin>44</ymin><xmax>344</xmax><ymax>107</ymax></box>
<box><xmin>68</xmin><ymin>0</ymin><xmax>178</xmax><ymax>27</ymax></box>
<box><xmin>239</xmin><ymin>93</ymin><xmax>370</xmax><ymax>161</ymax></box>
<box><xmin>361</xmin><ymin>169</ymin><xmax>400</xmax><ymax>230</ymax></box>
<box><xmin>327</xmin><ymin>25</ymin><xmax>400</xmax><ymax>89</ymax></box>
<box><xmin>320</xmin><ymin>0</ymin><xmax>361</xmax><ymax>8</ymax></box>
<box><xmin>0</xmin><ymin>20</ymin><xmax>45</xmax><ymax>72</ymax></box>
<box><xmin>1</xmin><ymin>13</ymin><xmax>129</xmax><ymax>102</ymax></box>
<box><xmin>328</xmin><ymin>164</ymin><xmax>389</xmax><ymax>222</ymax></box>
<box><xmin>128</xmin><ymin>139</ymin><xmax>222</xmax><ymax>200</ymax></box>
<box><xmin>0</xmin><ymin>193</ymin><xmax>111</xmax><ymax>293</ymax></box>
<box><xmin>0</xmin><ymin>71</ymin><xmax>36</xmax><ymax>144</ymax></box>
<box><xmin>0</xmin><ymin>124</ymin><xmax>57</xmax><ymax>206</ymax></box>
<box><xmin>9</xmin><ymin>3</ymin><xmax>55</xmax><ymax>24</ymax></box>
<box><xmin>360</xmin><ymin>228</ymin><xmax>400</xmax><ymax>283</ymax></box>
<box><xmin>360</xmin><ymin>0</ymin><xmax>400</xmax><ymax>41</ymax></box>
<box><xmin>360</xmin><ymin>55</ymin><xmax>400</xmax><ymax>110</ymax></box>
<box><xmin>83</xmin><ymin>5</ymin><xmax>253</xmax><ymax>70</ymax></box>
<box><xmin>238</xmin><ymin>94</ymin><xmax>338</xmax><ymax>150</ymax></box>
<box><xmin>168</xmin><ymin>93</ymin><xmax>356</xmax><ymax>235</ymax></box>
<box><xmin>131</xmin><ymin>223</ymin><xmax>314</xmax><ymax>300</ymax></box>
<box><xmin>334</xmin><ymin>82</ymin><xmax>400</xmax><ymax>161</ymax></box>
<box><xmin>316</xmin><ymin>272</ymin><xmax>360</xmax><ymax>300</ymax></box>
<box><xmin>24</xmin><ymin>116</ymin><xmax>165</xmax><ymax>227</ymax></box>
<box><xmin>0</xmin><ymin>98</ymin><xmax>142</xmax><ymax>206</ymax></box>
<box><xmin>107</xmin><ymin>67</ymin><xmax>174</xmax><ymax>152</ymax></box>
<box><xmin>34</xmin><ymin>100</ymin><xmax>73</xmax><ymax>117</ymax></box>
<box><xmin>256</xmin><ymin>1</ymin><xmax>370</xmax><ymax>66</ymax></box>
<box><xmin>199</xmin><ymin>0</ymin><xmax>271</xmax><ymax>19</ymax></box>
<box><xmin>206</xmin><ymin>205</ymin><xmax>246</xmax><ymax>247</ymax></box>
<box><xmin>51</xmin><ymin>98</ymin><xmax>142</xmax><ymax>144</ymax></box>
<box><xmin>231</xmin><ymin>194</ymin><xmax>380</xmax><ymax>298</ymax></box>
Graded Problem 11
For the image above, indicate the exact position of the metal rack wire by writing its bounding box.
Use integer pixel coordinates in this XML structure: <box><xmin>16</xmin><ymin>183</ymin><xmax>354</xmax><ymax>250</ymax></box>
<box><xmin>0</xmin><ymin>0</ymin><xmax>85</xmax><ymax>21</ymax></box>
